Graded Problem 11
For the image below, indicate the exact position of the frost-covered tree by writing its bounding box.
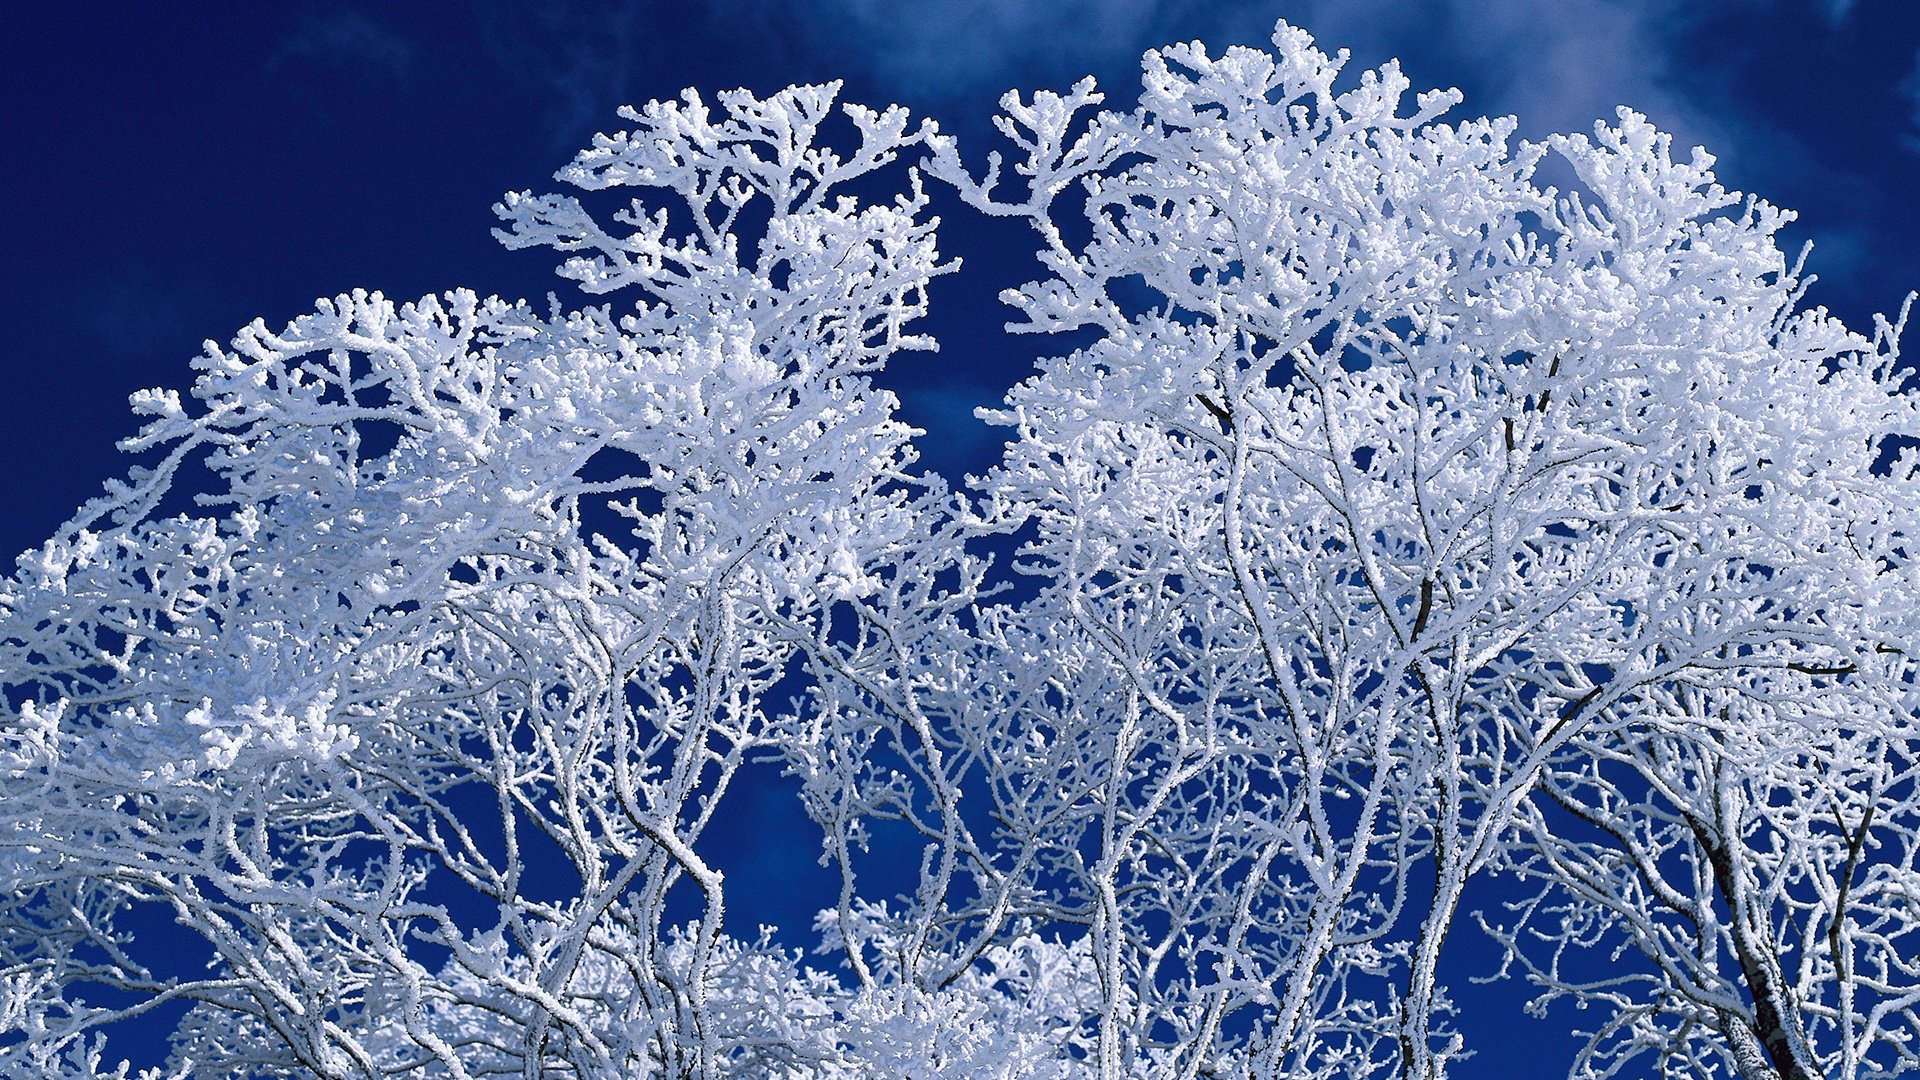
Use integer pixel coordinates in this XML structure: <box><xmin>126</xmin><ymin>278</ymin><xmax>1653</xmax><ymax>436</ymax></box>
<box><xmin>925</xmin><ymin>27</ymin><xmax>1920</xmax><ymax>1080</ymax></box>
<box><xmin>0</xmin><ymin>83</ymin><xmax>979</xmax><ymax>1079</ymax></box>
<box><xmin>3</xmin><ymin>21</ymin><xmax>1916</xmax><ymax>1080</ymax></box>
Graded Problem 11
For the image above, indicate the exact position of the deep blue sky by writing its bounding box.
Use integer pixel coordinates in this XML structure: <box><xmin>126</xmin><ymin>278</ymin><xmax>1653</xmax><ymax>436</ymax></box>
<box><xmin>6</xmin><ymin>2</ymin><xmax>1920</xmax><ymax>1072</ymax></box>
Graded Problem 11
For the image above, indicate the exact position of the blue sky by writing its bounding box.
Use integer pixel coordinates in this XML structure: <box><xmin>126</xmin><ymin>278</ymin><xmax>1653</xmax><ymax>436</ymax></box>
<box><xmin>5</xmin><ymin>2</ymin><xmax>1920</xmax><ymax>1071</ymax></box>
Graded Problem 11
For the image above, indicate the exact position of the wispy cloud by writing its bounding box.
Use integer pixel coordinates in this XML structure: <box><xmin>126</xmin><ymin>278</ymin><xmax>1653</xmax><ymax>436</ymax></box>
<box><xmin>473</xmin><ymin>0</ymin><xmax>653</xmax><ymax>153</ymax></box>
<box><xmin>782</xmin><ymin>0</ymin><xmax>1211</xmax><ymax>101</ymax></box>
<box><xmin>1903</xmin><ymin>48</ymin><xmax>1920</xmax><ymax>153</ymax></box>
<box><xmin>271</xmin><ymin>6</ymin><xmax>414</xmax><ymax>82</ymax></box>
<box><xmin>1300</xmin><ymin>0</ymin><xmax>1710</xmax><ymax>140</ymax></box>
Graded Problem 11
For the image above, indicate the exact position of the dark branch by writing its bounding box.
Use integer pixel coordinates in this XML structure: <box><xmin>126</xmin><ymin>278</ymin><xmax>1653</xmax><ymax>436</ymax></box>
<box><xmin>1196</xmin><ymin>393</ymin><xmax>1233</xmax><ymax>432</ymax></box>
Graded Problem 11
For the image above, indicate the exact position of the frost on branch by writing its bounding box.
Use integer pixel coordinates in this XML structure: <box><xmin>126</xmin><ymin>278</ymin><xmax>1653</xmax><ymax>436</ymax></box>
<box><xmin>0</xmin><ymin>84</ymin><xmax>975</xmax><ymax>1079</ymax></box>
<box><xmin>932</xmin><ymin>19</ymin><xmax>1920</xmax><ymax>1080</ymax></box>
<box><xmin>4</xmin><ymin>21</ymin><xmax>1919</xmax><ymax>1080</ymax></box>
<box><xmin>495</xmin><ymin>82</ymin><xmax>947</xmax><ymax>374</ymax></box>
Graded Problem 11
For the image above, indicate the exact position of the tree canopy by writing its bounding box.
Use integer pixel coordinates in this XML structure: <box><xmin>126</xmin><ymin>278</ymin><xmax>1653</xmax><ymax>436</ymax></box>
<box><xmin>3</xmin><ymin>22</ymin><xmax>1916</xmax><ymax>1080</ymax></box>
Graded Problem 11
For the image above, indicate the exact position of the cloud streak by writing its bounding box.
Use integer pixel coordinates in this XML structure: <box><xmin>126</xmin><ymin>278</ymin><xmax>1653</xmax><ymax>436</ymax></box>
<box><xmin>271</xmin><ymin>6</ymin><xmax>414</xmax><ymax>82</ymax></box>
<box><xmin>1904</xmin><ymin>47</ymin><xmax>1920</xmax><ymax>152</ymax></box>
<box><xmin>784</xmin><ymin>0</ymin><xmax>1210</xmax><ymax>101</ymax></box>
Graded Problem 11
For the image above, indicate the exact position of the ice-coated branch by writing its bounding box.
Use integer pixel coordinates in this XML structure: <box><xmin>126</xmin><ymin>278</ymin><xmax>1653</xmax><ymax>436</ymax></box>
<box><xmin>5</xmin><ymin>18</ymin><xmax>1918</xmax><ymax>1080</ymax></box>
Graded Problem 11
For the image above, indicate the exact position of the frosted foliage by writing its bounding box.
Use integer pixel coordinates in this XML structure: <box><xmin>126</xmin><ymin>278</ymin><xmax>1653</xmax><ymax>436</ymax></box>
<box><xmin>3</xmin><ymin>22</ymin><xmax>1917</xmax><ymax>1080</ymax></box>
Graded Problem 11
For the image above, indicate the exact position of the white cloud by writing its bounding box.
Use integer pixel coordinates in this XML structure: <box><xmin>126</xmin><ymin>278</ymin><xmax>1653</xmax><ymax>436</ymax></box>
<box><xmin>1271</xmin><ymin>2</ymin><xmax>1653</xmax><ymax>140</ymax></box>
